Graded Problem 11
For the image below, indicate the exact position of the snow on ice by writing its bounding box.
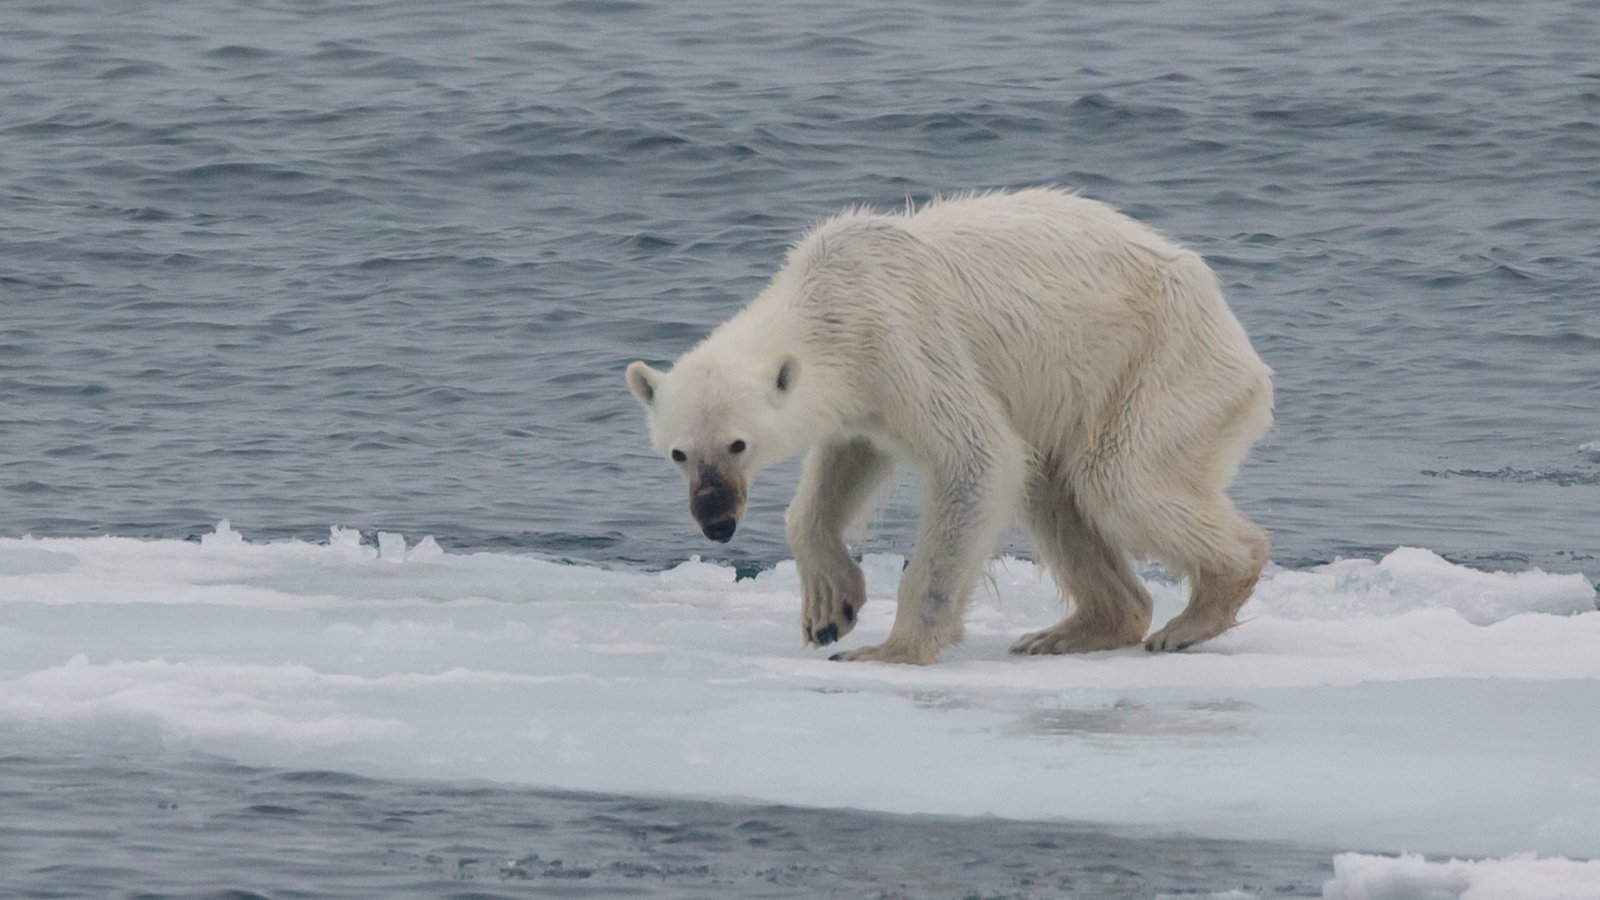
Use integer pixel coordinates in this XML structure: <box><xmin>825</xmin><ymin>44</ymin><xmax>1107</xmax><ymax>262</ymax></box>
<box><xmin>1</xmin><ymin>522</ymin><xmax>1596</xmax><ymax>893</ymax></box>
<box><xmin>1322</xmin><ymin>852</ymin><xmax>1600</xmax><ymax>900</ymax></box>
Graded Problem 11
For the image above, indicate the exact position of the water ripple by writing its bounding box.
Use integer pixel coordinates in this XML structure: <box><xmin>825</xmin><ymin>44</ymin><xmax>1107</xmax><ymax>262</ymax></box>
<box><xmin>0</xmin><ymin>0</ymin><xmax>1595</xmax><ymax>576</ymax></box>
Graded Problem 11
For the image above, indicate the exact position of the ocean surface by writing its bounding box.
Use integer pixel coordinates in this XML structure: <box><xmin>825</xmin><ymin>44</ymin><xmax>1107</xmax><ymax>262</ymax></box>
<box><xmin>2</xmin><ymin>0</ymin><xmax>1598</xmax><ymax>897</ymax></box>
<box><xmin>0</xmin><ymin>752</ymin><xmax>1338</xmax><ymax>899</ymax></box>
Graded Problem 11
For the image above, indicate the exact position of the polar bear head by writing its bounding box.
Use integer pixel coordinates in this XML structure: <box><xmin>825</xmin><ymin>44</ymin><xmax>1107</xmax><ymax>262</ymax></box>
<box><xmin>626</xmin><ymin>353</ymin><xmax>801</xmax><ymax>543</ymax></box>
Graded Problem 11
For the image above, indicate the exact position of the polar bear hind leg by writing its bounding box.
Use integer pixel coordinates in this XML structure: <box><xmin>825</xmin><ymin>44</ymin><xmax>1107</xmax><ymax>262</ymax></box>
<box><xmin>1011</xmin><ymin>457</ymin><xmax>1153</xmax><ymax>654</ymax></box>
<box><xmin>1138</xmin><ymin>381</ymin><xmax>1274</xmax><ymax>651</ymax></box>
<box><xmin>1082</xmin><ymin>448</ymin><xmax>1269</xmax><ymax>652</ymax></box>
<box><xmin>1138</xmin><ymin>490</ymin><xmax>1269</xmax><ymax>652</ymax></box>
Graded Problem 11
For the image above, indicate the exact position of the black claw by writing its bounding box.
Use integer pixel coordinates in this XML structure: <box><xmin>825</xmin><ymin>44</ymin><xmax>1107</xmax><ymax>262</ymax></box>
<box><xmin>828</xmin><ymin>652</ymin><xmax>844</xmax><ymax>661</ymax></box>
<box><xmin>1175</xmin><ymin>641</ymin><xmax>1193</xmax><ymax>651</ymax></box>
<box><xmin>841</xmin><ymin>602</ymin><xmax>855</xmax><ymax>623</ymax></box>
<box><xmin>1143</xmin><ymin>641</ymin><xmax>1156</xmax><ymax>652</ymax></box>
<box><xmin>815</xmin><ymin>623</ymin><xmax>839</xmax><ymax>645</ymax></box>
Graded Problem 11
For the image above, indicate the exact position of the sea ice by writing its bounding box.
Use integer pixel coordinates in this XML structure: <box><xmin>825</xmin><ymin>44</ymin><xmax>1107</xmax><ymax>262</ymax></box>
<box><xmin>0</xmin><ymin>523</ymin><xmax>1596</xmax><ymax>886</ymax></box>
<box><xmin>1323</xmin><ymin>852</ymin><xmax>1600</xmax><ymax>900</ymax></box>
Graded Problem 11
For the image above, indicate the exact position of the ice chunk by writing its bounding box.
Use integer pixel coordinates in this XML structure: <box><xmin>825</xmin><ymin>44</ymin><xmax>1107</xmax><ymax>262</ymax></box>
<box><xmin>1323</xmin><ymin>852</ymin><xmax>1600</xmax><ymax>900</ymax></box>
<box><xmin>1253</xmin><ymin>547</ymin><xmax>1594</xmax><ymax>623</ymax></box>
<box><xmin>328</xmin><ymin>526</ymin><xmax>369</xmax><ymax>557</ymax></box>
<box><xmin>409</xmin><ymin>535</ymin><xmax>443</xmax><ymax>562</ymax></box>
<box><xmin>376</xmin><ymin>531</ymin><xmax>405</xmax><ymax>563</ymax></box>
<box><xmin>199</xmin><ymin>519</ymin><xmax>244</xmax><ymax>549</ymax></box>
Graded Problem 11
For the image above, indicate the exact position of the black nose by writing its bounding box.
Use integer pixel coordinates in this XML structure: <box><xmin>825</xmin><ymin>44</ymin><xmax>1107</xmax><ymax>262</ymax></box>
<box><xmin>702</xmin><ymin>518</ymin><xmax>736</xmax><ymax>543</ymax></box>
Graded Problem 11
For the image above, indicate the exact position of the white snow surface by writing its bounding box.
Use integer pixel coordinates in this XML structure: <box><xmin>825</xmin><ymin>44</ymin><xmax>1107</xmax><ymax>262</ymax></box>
<box><xmin>2</xmin><ymin>522</ymin><xmax>1597</xmax><ymax>879</ymax></box>
<box><xmin>1323</xmin><ymin>852</ymin><xmax>1600</xmax><ymax>900</ymax></box>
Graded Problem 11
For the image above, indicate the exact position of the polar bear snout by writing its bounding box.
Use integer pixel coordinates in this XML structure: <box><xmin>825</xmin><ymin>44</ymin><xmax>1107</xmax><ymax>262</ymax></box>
<box><xmin>690</xmin><ymin>464</ymin><xmax>746</xmax><ymax>543</ymax></box>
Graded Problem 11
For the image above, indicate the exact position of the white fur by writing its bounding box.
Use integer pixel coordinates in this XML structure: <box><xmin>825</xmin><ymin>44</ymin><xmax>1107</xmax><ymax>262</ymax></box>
<box><xmin>628</xmin><ymin>188</ymin><xmax>1273</xmax><ymax>664</ymax></box>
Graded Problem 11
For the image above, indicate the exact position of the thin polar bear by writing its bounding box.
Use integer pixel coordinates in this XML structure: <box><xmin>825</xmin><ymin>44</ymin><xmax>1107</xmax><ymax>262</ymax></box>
<box><xmin>626</xmin><ymin>187</ymin><xmax>1273</xmax><ymax>665</ymax></box>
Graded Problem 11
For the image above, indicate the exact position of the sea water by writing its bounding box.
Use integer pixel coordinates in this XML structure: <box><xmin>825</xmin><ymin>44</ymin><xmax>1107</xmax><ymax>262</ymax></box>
<box><xmin>2</xmin><ymin>0</ymin><xmax>1598</xmax><ymax>897</ymax></box>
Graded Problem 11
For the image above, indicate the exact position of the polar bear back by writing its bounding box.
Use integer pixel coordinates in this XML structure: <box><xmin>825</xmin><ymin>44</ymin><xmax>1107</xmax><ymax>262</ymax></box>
<box><xmin>760</xmin><ymin>188</ymin><xmax>1271</xmax><ymax>479</ymax></box>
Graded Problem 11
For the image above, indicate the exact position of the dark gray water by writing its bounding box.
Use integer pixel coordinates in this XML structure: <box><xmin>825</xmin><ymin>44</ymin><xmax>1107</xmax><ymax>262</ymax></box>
<box><xmin>3</xmin><ymin>0</ymin><xmax>1598</xmax><ymax>895</ymax></box>
<box><xmin>0</xmin><ymin>752</ymin><xmax>1333</xmax><ymax>899</ymax></box>
<box><xmin>4</xmin><ymin>0</ymin><xmax>1597</xmax><ymax>572</ymax></box>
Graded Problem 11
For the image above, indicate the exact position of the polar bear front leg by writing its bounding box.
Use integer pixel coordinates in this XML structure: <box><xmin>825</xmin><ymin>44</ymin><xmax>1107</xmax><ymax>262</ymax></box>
<box><xmin>787</xmin><ymin>438</ymin><xmax>894</xmax><ymax>647</ymax></box>
<box><xmin>831</xmin><ymin>421</ymin><xmax>1026</xmax><ymax>665</ymax></box>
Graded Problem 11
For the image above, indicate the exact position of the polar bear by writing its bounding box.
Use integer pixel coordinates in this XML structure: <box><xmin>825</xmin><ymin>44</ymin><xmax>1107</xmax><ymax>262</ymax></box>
<box><xmin>626</xmin><ymin>188</ymin><xmax>1272</xmax><ymax>665</ymax></box>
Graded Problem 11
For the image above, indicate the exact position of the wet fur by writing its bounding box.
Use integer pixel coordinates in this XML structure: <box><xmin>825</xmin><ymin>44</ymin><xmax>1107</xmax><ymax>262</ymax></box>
<box><xmin>629</xmin><ymin>188</ymin><xmax>1273</xmax><ymax>664</ymax></box>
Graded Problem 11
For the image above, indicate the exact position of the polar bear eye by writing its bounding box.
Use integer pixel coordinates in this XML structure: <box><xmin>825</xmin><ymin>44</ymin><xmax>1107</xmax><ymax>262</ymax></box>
<box><xmin>670</xmin><ymin>449</ymin><xmax>687</xmax><ymax>463</ymax></box>
<box><xmin>728</xmin><ymin>440</ymin><xmax>746</xmax><ymax>455</ymax></box>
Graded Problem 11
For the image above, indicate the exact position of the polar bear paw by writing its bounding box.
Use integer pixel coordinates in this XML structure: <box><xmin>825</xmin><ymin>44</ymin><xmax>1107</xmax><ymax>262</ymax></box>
<box><xmin>799</xmin><ymin>555</ymin><xmax>866</xmax><ymax>647</ymax></box>
<box><xmin>1143</xmin><ymin>612</ymin><xmax>1235</xmax><ymax>652</ymax></box>
<box><xmin>828</xmin><ymin>639</ymin><xmax>938</xmax><ymax>666</ymax></box>
<box><xmin>1009</xmin><ymin>621</ymin><xmax>1143</xmax><ymax>655</ymax></box>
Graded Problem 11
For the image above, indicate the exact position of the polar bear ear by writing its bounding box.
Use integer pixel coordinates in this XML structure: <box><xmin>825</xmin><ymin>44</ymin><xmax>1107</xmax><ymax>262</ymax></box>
<box><xmin>771</xmin><ymin>354</ymin><xmax>800</xmax><ymax>402</ymax></box>
<box><xmin>626</xmin><ymin>361</ymin><xmax>663</xmax><ymax>406</ymax></box>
